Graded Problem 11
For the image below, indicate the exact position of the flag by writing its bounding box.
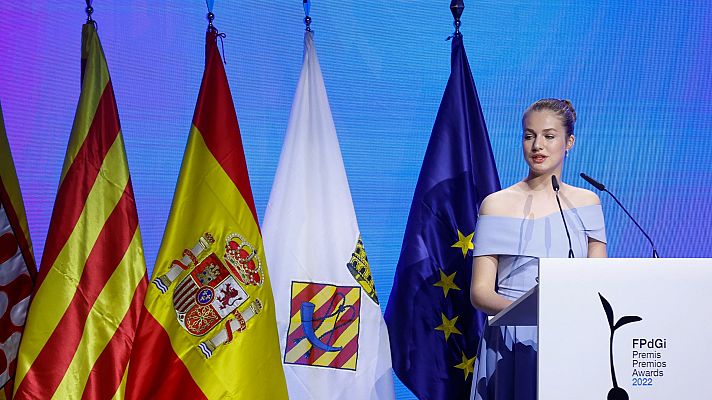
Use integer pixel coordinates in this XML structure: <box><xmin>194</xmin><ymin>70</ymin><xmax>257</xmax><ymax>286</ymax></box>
<box><xmin>12</xmin><ymin>23</ymin><xmax>148</xmax><ymax>399</ymax></box>
<box><xmin>0</xmin><ymin>102</ymin><xmax>36</xmax><ymax>399</ymax></box>
<box><xmin>125</xmin><ymin>28</ymin><xmax>288</xmax><ymax>399</ymax></box>
<box><xmin>384</xmin><ymin>33</ymin><xmax>501</xmax><ymax>399</ymax></box>
<box><xmin>262</xmin><ymin>31</ymin><xmax>395</xmax><ymax>400</ymax></box>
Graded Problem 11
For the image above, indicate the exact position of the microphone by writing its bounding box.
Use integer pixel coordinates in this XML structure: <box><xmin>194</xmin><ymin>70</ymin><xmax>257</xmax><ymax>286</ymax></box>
<box><xmin>579</xmin><ymin>172</ymin><xmax>605</xmax><ymax>191</ymax></box>
<box><xmin>580</xmin><ymin>172</ymin><xmax>659</xmax><ymax>258</ymax></box>
<box><xmin>551</xmin><ymin>175</ymin><xmax>575</xmax><ymax>258</ymax></box>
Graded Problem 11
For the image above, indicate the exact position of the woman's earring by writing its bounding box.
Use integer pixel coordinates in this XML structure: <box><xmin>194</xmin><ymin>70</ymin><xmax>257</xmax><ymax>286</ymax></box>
<box><xmin>566</xmin><ymin>150</ymin><xmax>570</xmax><ymax>158</ymax></box>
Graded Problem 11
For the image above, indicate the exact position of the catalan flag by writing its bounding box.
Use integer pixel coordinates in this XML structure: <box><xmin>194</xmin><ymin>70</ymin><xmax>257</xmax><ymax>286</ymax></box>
<box><xmin>125</xmin><ymin>27</ymin><xmax>288</xmax><ymax>399</ymax></box>
<box><xmin>0</xmin><ymin>102</ymin><xmax>36</xmax><ymax>399</ymax></box>
<box><xmin>12</xmin><ymin>22</ymin><xmax>148</xmax><ymax>399</ymax></box>
<box><xmin>262</xmin><ymin>31</ymin><xmax>394</xmax><ymax>399</ymax></box>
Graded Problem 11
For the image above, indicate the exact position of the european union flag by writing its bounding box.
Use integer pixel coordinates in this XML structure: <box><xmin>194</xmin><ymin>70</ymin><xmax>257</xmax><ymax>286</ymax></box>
<box><xmin>384</xmin><ymin>32</ymin><xmax>500</xmax><ymax>399</ymax></box>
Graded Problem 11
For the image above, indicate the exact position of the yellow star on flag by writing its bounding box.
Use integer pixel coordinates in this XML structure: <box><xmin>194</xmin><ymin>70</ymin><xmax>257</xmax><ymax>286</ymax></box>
<box><xmin>451</xmin><ymin>229</ymin><xmax>474</xmax><ymax>258</ymax></box>
<box><xmin>433</xmin><ymin>269</ymin><xmax>460</xmax><ymax>298</ymax></box>
<box><xmin>434</xmin><ymin>313</ymin><xmax>462</xmax><ymax>342</ymax></box>
<box><xmin>454</xmin><ymin>351</ymin><xmax>476</xmax><ymax>380</ymax></box>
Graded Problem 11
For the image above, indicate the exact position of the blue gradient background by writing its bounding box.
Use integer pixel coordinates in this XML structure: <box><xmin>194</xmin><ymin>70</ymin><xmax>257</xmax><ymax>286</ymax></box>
<box><xmin>1</xmin><ymin>2</ymin><xmax>710</xmax><ymax>398</ymax></box>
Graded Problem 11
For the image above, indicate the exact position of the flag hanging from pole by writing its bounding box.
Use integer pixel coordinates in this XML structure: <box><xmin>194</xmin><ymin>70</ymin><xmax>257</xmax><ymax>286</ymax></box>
<box><xmin>262</xmin><ymin>31</ymin><xmax>395</xmax><ymax>400</ymax></box>
<box><xmin>125</xmin><ymin>27</ymin><xmax>288</xmax><ymax>399</ymax></box>
<box><xmin>384</xmin><ymin>32</ymin><xmax>501</xmax><ymax>399</ymax></box>
<box><xmin>0</xmin><ymin>102</ymin><xmax>36</xmax><ymax>399</ymax></box>
<box><xmin>12</xmin><ymin>22</ymin><xmax>148</xmax><ymax>399</ymax></box>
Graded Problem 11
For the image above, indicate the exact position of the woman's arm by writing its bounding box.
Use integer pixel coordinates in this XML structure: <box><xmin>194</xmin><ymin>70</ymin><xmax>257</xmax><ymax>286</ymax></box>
<box><xmin>470</xmin><ymin>255</ymin><xmax>513</xmax><ymax>315</ymax></box>
<box><xmin>588</xmin><ymin>238</ymin><xmax>607</xmax><ymax>258</ymax></box>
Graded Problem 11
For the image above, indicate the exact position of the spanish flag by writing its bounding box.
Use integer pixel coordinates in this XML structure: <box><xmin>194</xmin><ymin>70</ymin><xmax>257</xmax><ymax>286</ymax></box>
<box><xmin>12</xmin><ymin>23</ymin><xmax>148</xmax><ymax>399</ymax></box>
<box><xmin>125</xmin><ymin>28</ymin><xmax>288</xmax><ymax>399</ymax></box>
<box><xmin>0</xmin><ymin>102</ymin><xmax>36</xmax><ymax>399</ymax></box>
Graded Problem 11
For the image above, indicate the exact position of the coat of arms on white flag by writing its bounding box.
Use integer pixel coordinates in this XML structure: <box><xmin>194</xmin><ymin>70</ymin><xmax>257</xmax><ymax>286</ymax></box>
<box><xmin>262</xmin><ymin>31</ymin><xmax>395</xmax><ymax>400</ymax></box>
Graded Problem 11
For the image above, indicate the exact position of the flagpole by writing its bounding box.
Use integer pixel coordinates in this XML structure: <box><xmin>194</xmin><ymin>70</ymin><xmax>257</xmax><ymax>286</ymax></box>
<box><xmin>303</xmin><ymin>0</ymin><xmax>312</xmax><ymax>32</ymax></box>
<box><xmin>450</xmin><ymin>0</ymin><xmax>464</xmax><ymax>36</ymax></box>
<box><xmin>207</xmin><ymin>11</ymin><xmax>215</xmax><ymax>31</ymax></box>
<box><xmin>204</xmin><ymin>3</ymin><xmax>227</xmax><ymax>63</ymax></box>
<box><xmin>85</xmin><ymin>0</ymin><xmax>94</xmax><ymax>24</ymax></box>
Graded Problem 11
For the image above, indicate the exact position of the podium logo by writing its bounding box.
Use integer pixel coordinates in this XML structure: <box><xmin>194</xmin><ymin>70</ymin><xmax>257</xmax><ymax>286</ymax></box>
<box><xmin>599</xmin><ymin>293</ymin><xmax>642</xmax><ymax>400</ymax></box>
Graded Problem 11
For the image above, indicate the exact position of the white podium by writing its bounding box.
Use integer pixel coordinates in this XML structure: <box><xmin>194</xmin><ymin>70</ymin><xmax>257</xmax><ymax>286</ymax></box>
<box><xmin>490</xmin><ymin>258</ymin><xmax>712</xmax><ymax>400</ymax></box>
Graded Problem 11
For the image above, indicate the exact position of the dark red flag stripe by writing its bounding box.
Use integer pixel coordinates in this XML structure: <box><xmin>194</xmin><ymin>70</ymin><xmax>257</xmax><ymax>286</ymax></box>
<box><xmin>192</xmin><ymin>31</ymin><xmax>258</xmax><ymax>224</ymax></box>
<box><xmin>289</xmin><ymin>283</ymin><xmax>325</xmax><ymax>319</ymax></box>
<box><xmin>125</xmin><ymin>307</ymin><xmax>206</xmax><ymax>400</ymax></box>
<box><xmin>286</xmin><ymin>287</ymin><xmax>351</xmax><ymax>349</ymax></box>
<box><xmin>0</xmin><ymin>178</ymin><xmax>36</xmax><ymax>277</ymax></box>
<box><xmin>36</xmin><ymin>82</ymin><xmax>121</xmax><ymax>288</ymax></box>
<box><xmin>81</xmin><ymin>278</ymin><xmax>146</xmax><ymax>400</ymax></box>
<box><xmin>0</xmin><ymin>232</ymin><xmax>17</xmax><ymax>262</ymax></box>
<box><xmin>0</xmin><ymin>180</ymin><xmax>34</xmax><ymax>399</ymax></box>
<box><xmin>328</xmin><ymin>335</ymin><xmax>359</xmax><ymax>369</ymax></box>
<box><xmin>305</xmin><ymin>295</ymin><xmax>360</xmax><ymax>363</ymax></box>
<box><xmin>14</xmin><ymin>184</ymin><xmax>138</xmax><ymax>398</ymax></box>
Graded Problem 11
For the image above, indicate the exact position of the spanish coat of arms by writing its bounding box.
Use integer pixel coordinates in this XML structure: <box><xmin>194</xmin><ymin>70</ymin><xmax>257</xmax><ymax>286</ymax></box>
<box><xmin>152</xmin><ymin>232</ymin><xmax>265</xmax><ymax>358</ymax></box>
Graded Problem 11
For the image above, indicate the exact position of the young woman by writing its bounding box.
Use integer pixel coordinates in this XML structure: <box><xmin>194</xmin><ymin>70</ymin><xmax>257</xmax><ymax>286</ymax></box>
<box><xmin>469</xmin><ymin>99</ymin><xmax>607</xmax><ymax>399</ymax></box>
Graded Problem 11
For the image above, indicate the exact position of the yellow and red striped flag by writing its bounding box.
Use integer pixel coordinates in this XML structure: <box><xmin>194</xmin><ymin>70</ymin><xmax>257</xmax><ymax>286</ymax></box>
<box><xmin>12</xmin><ymin>22</ymin><xmax>148</xmax><ymax>399</ymax></box>
<box><xmin>125</xmin><ymin>28</ymin><xmax>288</xmax><ymax>399</ymax></box>
<box><xmin>0</xmin><ymin>102</ymin><xmax>36</xmax><ymax>399</ymax></box>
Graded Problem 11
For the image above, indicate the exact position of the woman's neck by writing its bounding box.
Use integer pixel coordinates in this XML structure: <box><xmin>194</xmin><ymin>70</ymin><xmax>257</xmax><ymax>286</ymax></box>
<box><xmin>523</xmin><ymin>171</ymin><xmax>563</xmax><ymax>192</ymax></box>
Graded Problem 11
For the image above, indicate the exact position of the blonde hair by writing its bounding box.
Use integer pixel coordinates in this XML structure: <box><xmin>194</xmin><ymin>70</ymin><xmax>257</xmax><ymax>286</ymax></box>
<box><xmin>522</xmin><ymin>98</ymin><xmax>577</xmax><ymax>136</ymax></box>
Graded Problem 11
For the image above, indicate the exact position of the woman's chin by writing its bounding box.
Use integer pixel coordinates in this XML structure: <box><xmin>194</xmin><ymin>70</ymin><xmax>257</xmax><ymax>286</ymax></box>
<box><xmin>527</xmin><ymin>161</ymin><xmax>562</xmax><ymax>177</ymax></box>
<box><xmin>528</xmin><ymin>166</ymin><xmax>551</xmax><ymax>176</ymax></box>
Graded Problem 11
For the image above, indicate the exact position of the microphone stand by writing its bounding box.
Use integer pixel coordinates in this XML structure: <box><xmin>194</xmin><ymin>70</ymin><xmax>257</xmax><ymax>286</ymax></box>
<box><xmin>552</xmin><ymin>175</ymin><xmax>575</xmax><ymax>258</ymax></box>
<box><xmin>580</xmin><ymin>173</ymin><xmax>659</xmax><ymax>258</ymax></box>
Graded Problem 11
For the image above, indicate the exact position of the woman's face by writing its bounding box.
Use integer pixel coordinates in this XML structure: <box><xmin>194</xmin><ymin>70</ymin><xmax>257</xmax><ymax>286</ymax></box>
<box><xmin>522</xmin><ymin>110</ymin><xmax>574</xmax><ymax>176</ymax></box>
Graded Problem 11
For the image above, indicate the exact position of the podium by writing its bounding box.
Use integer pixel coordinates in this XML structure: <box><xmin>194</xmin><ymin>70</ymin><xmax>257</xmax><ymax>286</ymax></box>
<box><xmin>489</xmin><ymin>258</ymin><xmax>712</xmax><ymax>399</ymax></box>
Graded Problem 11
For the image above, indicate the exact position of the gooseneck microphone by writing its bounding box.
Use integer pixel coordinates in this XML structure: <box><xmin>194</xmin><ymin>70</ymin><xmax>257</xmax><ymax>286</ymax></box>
<box><xmin>552</xmin><ymin>175</ymin><xmax>575</xmax><ymax>258</ymax></box>
<box><xmin>580</xmin><ymin>172</ymin><xmax>659</xmax><ymax>258</ymax></box>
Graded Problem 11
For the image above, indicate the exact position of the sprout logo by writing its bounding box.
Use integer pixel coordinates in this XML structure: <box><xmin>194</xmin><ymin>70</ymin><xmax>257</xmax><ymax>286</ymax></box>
<box><xmin>599</xmin><ymin>293</ymin><xmax>642</xmax><ymax>400</ymax></box>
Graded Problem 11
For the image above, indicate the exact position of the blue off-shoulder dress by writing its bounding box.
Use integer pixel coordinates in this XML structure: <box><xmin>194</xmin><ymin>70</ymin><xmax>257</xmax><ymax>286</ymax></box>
<box><xmin>470</xmin><ymin>204</ymin><xmax>606</xmax><ymax>400</ymax></box>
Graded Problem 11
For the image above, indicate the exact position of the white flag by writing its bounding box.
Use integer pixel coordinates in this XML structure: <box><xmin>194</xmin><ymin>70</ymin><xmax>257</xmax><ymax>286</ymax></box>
<box><xmin>263</xmin><ymin>31</ymin><xmax>395</xmax><ymax>400</ymax></box>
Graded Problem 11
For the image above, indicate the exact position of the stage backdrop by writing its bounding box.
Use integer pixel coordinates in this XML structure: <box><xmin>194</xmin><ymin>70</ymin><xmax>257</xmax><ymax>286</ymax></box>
<box><xmin>1</xmin><ymin>1</ymin><xmax>710</xmax><ymax>398</ymax></box>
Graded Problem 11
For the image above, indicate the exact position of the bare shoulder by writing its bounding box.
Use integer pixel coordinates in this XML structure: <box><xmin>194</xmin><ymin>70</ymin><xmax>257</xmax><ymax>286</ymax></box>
<box><xmin>479</xmin><ymin>185</ymin><xmax>524</xmax><ymax>216</ymax></box>
<box><xmin>564</xmin><ymin>185</ymin><xmax>601</xmax><ymax>207</ymax></box>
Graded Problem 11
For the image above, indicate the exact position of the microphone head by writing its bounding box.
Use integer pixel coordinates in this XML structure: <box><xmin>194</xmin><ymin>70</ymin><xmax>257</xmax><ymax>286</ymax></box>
<box><xmin>580</xmin><ymin>172</ymin><xmax>606</xmax><ymax>191</ymax></box>
<box><xmin>551</xmin><ymin>175</ymin><xmax>560</xmax><ymax>192</ymax></box>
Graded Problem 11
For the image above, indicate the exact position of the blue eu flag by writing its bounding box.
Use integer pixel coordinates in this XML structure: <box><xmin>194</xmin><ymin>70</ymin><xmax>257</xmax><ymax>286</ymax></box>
<box><xmin>384</xmin><ymin>33</ymin><xmax>500</xmax><ymax>399</ymax></box>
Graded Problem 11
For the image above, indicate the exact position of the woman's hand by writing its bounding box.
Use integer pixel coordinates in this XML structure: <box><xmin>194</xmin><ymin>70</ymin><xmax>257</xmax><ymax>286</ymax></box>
<box><xmin>470</xmin><ymin>255</ymin><xmax>513</xmax><ymax>315</ymax></box>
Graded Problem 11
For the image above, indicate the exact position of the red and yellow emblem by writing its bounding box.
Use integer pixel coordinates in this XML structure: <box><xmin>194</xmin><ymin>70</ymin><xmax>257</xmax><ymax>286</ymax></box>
<box><xmin>173</xmin><ymin>252</ymin><xmax>249</xmax><ymax>336</ymax></box>
<box><xmin>152</xmin><ymin>232</ymin><xmax>265</xmax><ymax>358</ymax></box>
<box><xmin>284</xmin><ymin>282</ymin><xmax>361</xmax><ymax>370</ymax></box>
